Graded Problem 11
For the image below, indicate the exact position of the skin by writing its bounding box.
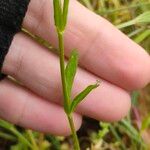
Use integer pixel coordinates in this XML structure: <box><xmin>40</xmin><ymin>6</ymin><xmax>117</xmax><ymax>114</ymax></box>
<box><xmin>1</xmin><ymin>0</ymin><xmax>150</xmax><ymax>136</ymax></box>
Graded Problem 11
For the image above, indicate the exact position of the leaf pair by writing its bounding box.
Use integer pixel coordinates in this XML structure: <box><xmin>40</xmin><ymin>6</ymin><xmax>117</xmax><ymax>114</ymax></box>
<box><xmin>65</xmin><ymin>50</ymin><xmax>100</xmax><ymax>114</ymax></box>
<box><xmin>53</xmin><ymin>0</ymin><xmax>69</xmax><ymax>31</ymax></box>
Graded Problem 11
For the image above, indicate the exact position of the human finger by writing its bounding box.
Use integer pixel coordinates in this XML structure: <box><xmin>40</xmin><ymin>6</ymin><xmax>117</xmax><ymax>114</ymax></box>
<box><xmin>0</xmin><ymin>78</ymin><xmax>82</xmax><ymax>135</ymax></box>
<box><xmin>2</xmin><ymin>33</ymin><xmax>131</xmax><ymax>122</ymax></box>
<box><xmin>23</xmin><ymin>0</ymin><xmax>150</xmax><ymax>90</ymax></box>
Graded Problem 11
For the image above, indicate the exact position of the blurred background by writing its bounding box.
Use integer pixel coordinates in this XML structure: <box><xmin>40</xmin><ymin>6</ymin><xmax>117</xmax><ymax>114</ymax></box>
<box><xmin>0</xmin><ymin>0</ymin><xmax>150</xmax><ymax>149</ymax></box>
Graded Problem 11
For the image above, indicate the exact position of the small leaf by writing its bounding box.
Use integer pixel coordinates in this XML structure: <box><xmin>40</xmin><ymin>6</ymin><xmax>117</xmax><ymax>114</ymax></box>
<box><xmin>63</xmin><ymin>0</ymin><xmax>69</xmax><ymax>29</ymax></box>
<box><xmin>69</xmin><ymin>81</ymin><xmax>100</xmax><ymax>113</ymax></box>
<box><xmin>53</xmin><ymin>0</ymin><xmax>63</xmax><ymax>30</ymax></box>
<box><xmin>65</xmin><ymin>50</ymin><xmax>78</xmax><ymax>97</ymax></box>
<box><xmin>53</xmin><ymin>0</ymin><xmax>59</xmax><ymax>27</ymax></box>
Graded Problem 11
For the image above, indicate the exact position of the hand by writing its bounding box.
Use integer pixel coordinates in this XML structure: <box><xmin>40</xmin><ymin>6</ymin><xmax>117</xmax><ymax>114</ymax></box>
<box><xmin>1</xmin><ymin>0</ymin><xmax>150</xmax><ymax>136</ymax></box>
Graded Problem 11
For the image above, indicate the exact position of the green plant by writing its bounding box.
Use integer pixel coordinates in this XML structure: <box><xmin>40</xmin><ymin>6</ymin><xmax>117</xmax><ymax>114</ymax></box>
<box><xmin>53</xmin><ymin>0</ymin><xmax>99</xmax><ymax>149</ymax></box>
<box><xmin>0</xmin><ymin>0</ymin><xmax>149</xmax><ymax>149</ymax></box>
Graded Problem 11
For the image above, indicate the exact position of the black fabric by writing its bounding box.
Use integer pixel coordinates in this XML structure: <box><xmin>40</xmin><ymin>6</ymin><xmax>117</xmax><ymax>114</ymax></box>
<box><xmin>0</xmin><ymin>0</ymin><xmax>30</xmax><ymax>80</ymax></box>
<box><xmin>0</xmin><ymin>73</ymin><xmax>6</xmax><ymax>80</ymax></box>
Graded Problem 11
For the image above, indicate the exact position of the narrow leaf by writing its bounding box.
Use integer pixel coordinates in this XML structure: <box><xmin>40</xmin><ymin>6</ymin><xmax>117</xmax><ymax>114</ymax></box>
<box><xmin>53</xmin><ymin>0</ymin><xmax>59</xmax><ymax>27</ymax></box>
<box><xmin>134</xmin><ymin>29</ymin><xmax>150</xmax><ymax>44</ymax></box>
<box><xmin>117</xmin><ymin>11</ymin><xmax>150</xmax><ymax>29</ymax></box>
<box><xmin>65</xmin><ymin>50</ymin><xmax>78</xmax><ymax>97</ymax></box>
<box><xmin>70</xmin><ymin>81</ymin><xmax>100</xmax><ymax>113</ymax></box>
<box><xmin>53</xmin><ymin>0</ymin><xmax>63</xmax><ymax>30</ymax></box>
<box><xmin>63</xmin><ymin>0</ymin><xmax>69</xmax><ymax>29</ymax></box>
<box><xmin>135</xmin><ymin>11</ymin><xmax>150</xmax><ymax>23</ymax></box>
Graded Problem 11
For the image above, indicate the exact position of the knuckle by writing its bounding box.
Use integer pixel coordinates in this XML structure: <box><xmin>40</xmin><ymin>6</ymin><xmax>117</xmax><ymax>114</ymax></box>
<box><xmin>2</xmin><ymin>35</ymin><xmax>25</xmax><ymax>77</ymax></box>
<box><xmin>27</xmin><ymin>0</ymin><xmax>48</xmax><ymax>34</ymax></box>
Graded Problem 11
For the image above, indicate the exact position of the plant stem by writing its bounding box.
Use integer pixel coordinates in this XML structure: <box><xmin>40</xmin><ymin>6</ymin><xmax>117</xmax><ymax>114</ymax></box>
<box><xmin>58</xmin><ymin>31</ymin><xmax>70</xmax><ymax>112</ymax></box>
<box><xmin>10</xmin><ymin>127</ymin><xmax>32</xmax><ymax>148</ymax></box>
<box><xmin>27</xmin><ymin>130</ymin><xmax>39</xmax><ymax>150</ymax></box>
<box><xmin>0</xmin><ymin>120</ymin><xmax>32</xmax><ymax>148</ymax></box>
<box><xmin>0</xmin><ymin>132</ymin><xmax>16</xmax><ymax>142</ymax></box>
<box><xmin>67</xmin><ymin>114</ymin><xmax>80</xmax><ymax>150</ymax></box>
<box><xmin>57</xmin><ymin>31</ymin><xmax>80</xmax><ymax>150</ymax></box>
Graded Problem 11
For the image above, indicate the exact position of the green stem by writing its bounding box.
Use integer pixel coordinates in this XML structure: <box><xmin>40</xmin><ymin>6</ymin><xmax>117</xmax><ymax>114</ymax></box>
<box><xmin>58</xmin><ymin>31</ymin><xmax>70</xmax><ymax>112</ymax></box>
<box><xmin>0</xmin><ymin>132</ymin><xmax>16</xmax><ymax>142</ymax></box>
<box><xmin>67</xmin><ymin>115</ymin><xmax>80</xmax><ymax>150</ymax></box>
<box><xmin>10</xmin><ymin>127</ymin><xmax>32</xmax><ymax>148</ymax></box>
<box><xmin>57</xmin><ymin>31</ymin><xmax>80</xmax><ymax>150</ymax></box>
<box><xmin>27</xmin><ymin>130</ymin><xmax>39</xmax><ymax>150</ymax></box>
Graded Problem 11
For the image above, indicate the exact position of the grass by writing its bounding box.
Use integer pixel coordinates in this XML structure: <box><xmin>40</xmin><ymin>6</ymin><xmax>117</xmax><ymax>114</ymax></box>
<box><xmin>0</xmin><ymin>0</ymin><xmax>150</xmax><ymax>149</ymax></box>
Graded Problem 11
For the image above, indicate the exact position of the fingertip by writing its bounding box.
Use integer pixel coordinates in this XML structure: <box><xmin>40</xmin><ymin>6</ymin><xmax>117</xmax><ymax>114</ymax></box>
<box><xmin>115</xmin><ymin>44</ymin><xmax>150</xmax><ymax>90</ymax></box>
<box><xmin>89</xmin><ymin>87</ymin><xmax>131</xmax><ymax>122</ymax></box>
<box><xmin>105</xmin><ymin>93</ymin><xmax>131</xmax><ymax>122</ymax></box>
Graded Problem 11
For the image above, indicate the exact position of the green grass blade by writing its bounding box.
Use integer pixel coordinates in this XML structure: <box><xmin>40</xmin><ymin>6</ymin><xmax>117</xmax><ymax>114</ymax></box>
<box><xmin>0</xmin><ymin>120</ymin><xmax>32</xmax><ymax>148</ymax></box>
<box><xmin>134</xmin><ymin>30</ymin><xmax>150</xmax><ymax>44</ymax></box>
<box><xmin>131</xmin><ymin>91</ymin><xmax>139</xmax><ymax>106</ymax></box>
<box><xmin>65</xmin><ymin>50</ymin><xmax>78</xmax><ymax>97</ymax></box>
<box><xmin>0</xmin><ymin>132</ymin><xmax>16</xmax><ymax>142</ymax></box>
<box><xmin>117</xmin><ymin>20</ymin><xmax>136</xmax><ymax>29</ymax></box>
<box><xmin>141</xmin><ymin>115</ymin><xmax>150</xmax><ymax>131</ymax></box>
<box><xmin>120</xmin><ymin>119</ymin><xmax>145</xmax><ymax>146</ymax></box>
<box><xmin>0</xmin><ymin>119</ymin><xmax>14</xmax><ymax>129</ymax></box>
<box><xmin>117</xmin><ymin>11</ymin><xmax>150</xmax><ymax>29</ymax></box>
<box><xmin>110</xmin><ymin>125</ymin><xmax>126</xmax><ymax>150</ymax></box>
<box><xmin>70</xmin><ymin>81</ymin><xmax>100</xmax><ymax>113</ymax></box>
<box><xmin>135</xmin><ymin>11</ymin><xmax>150</xmax><ymax>23</ymax></box>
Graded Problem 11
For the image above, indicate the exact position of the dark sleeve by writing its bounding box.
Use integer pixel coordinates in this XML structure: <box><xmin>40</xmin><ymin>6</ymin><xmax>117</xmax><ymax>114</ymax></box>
<box><xmin>0</xmin><ymin>0</ymin><xmax>30</xmax><ymax>80</ymax></box>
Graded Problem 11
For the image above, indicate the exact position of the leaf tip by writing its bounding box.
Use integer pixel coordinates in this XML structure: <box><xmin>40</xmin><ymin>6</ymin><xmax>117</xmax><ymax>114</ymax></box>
<box><xmin>95</xmin><ymin>80</ymin><xmax>101</xmax><ymax>87</ymax></box>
